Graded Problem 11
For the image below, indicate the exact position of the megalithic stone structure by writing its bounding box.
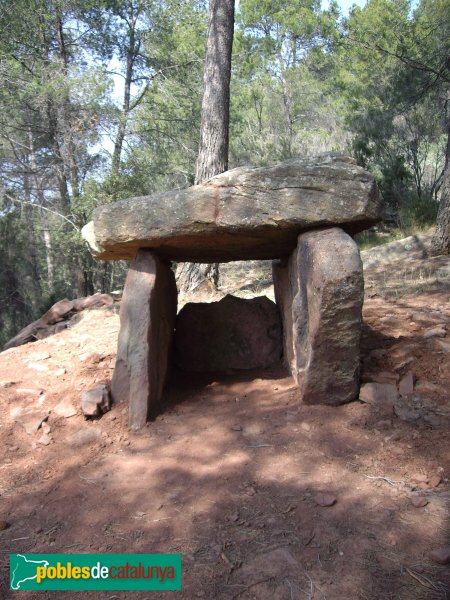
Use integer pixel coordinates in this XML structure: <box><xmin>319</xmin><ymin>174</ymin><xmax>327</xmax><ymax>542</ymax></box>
<box><xmin>82</xmin><ymin>154</ymin><xmax>383</xmax><ymax>429</ymax></box>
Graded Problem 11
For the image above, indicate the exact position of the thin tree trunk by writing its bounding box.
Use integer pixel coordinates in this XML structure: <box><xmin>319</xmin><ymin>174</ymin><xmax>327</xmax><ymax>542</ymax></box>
<box><xmin>111</xmin><ymin>23</ymin><xmax>135</xmax><ymax>176</ymax></box>
<box><xmin>22</xmin><ymin>207</ymin><xmax>42</xmax><ymax>302</ymax></box>
<box><xmin>56</xmin><ymin>12</ymin><xmax>80</xmax><ymax>198</ymax></box>
<box><xmin>431</xmin><ymin>118</ymin><xmax>450</xmax><ymax>255</ymax></box>
<box><xmin>29</xmin><ymin>127</ymin><xmax>54</xmax><ymax>291</ymax></box>
<box><xmin>111</xmin><ymin>1</ymin><xmax>144</xmax><ymax>177</ymax></box>
<box><xmin>94</xmin><ymin>260</ymin><xmax>111</xmax><ymax>293</ymax></box>
<box><xmin>281</xmin><ymin>70</ymin><xmax>294</xmax><ymax>158</ymax></box>
<box><xmin>23</xmin><ymin>154</ymin><xmax>42</xmax><ymax>304</ymax></box>
<box><xmin>178</xmin><ymin>0</ymin><xmax>235</xmax><ymax>292</ymax></box>
<box><xmin>47</xmin><ymin>103</ymin><xmax>71</xmax><ymax>213</ymax></box>
<box><xmin>41</xmin><ymin>209</ymin><xmax>54</xmax><ymax>287</ymax></box>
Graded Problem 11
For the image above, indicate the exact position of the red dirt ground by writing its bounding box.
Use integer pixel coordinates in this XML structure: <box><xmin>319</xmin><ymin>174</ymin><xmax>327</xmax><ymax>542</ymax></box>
<box><xmin>0</xmin><ymin>241</ymin><xmax>449</xmax><ymax>600</ymax></box>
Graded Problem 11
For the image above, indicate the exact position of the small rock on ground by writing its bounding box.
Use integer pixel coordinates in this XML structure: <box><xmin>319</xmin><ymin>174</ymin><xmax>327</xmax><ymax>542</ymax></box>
<box><xmin>359</xmin><ymin>382</ymin><xmax>398</xmax><ymax>405</ymax></box>
<box><xmin>81</xmin><ymin>385</ymin><xmax>110</xmax><ymax>417</ymax></box>
<box><xmin>410</xmin><ymin>495</ymin><xmax>428</xmax><ymax>508</ymax></box>
<box><xmin>37</xmin><ymin>432</ymin><xmax>52</xmax><ymax>446</ymax></box>
<box><xmin>427</xmin><ymin>474</ymin><xmax>441</xmax><ymax>488</ymax></box>
<box><xmin>429</xmin><ymin>547</ymin><xmax>450</xmax><ymax>565</ymax></box>
<box><xmin>10</xmin><ymin>408</ymin><xmax>49</xmax><ymax>435</ymax></box>
<box><xmin>314</xmin><ymin>493</ymin><xmax>337</xmax><ymax>507</ymax></box>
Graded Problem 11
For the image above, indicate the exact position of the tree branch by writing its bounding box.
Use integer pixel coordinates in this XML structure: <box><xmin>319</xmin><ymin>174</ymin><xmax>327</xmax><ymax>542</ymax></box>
<box><xmin>3</xmin><ymin>193</ymin><xmax>80</xmax><ymax>231</ymax></box>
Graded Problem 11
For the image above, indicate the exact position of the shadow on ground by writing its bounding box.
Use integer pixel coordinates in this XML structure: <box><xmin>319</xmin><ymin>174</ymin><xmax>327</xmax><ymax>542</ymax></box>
<box><xmin>1</xmin><ymin>361</ymin><xmax>448</xmax><ymax>600</ymax></box>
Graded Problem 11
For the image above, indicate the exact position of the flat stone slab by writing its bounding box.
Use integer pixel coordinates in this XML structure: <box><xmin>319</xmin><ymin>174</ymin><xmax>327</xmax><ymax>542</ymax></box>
<box><xmin>174</xmin><ymin>295</ymin><xmax>282</xmax><ymax>371</ymax></box>
<box><xmin>83</xmin><ymin>154</ymin><xmax>381</xmax><ymax>262</ymax></box>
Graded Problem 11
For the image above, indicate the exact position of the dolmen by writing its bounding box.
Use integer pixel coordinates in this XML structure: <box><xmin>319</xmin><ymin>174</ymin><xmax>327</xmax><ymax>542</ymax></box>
<box><xmin>82</xmin><ymin>154</ymin><xmax>382</xmax><ymax>429</ymax></box>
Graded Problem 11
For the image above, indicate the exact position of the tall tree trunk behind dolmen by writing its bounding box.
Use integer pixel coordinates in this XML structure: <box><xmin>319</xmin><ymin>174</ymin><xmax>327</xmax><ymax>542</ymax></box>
<box><xmin>177</xmin><ymin>0</ymin><xmax>235</xmax><ymax>292</ymax></box>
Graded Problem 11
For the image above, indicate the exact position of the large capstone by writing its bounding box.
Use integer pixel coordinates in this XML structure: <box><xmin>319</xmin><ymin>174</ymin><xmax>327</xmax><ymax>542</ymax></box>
<box><xmin>174</xmin><ymin>295</ymin><xmax>282</xmax><ymax>372</ymax></box>
<box><xmin>82</xmin><ymin>154</ymin><xmax>382</xmax><ymax>262</ymax></box>
<box><xmin>273</xmin><ymin>227</ymin><xmax>364</xmax><ymax>405</ymax></box>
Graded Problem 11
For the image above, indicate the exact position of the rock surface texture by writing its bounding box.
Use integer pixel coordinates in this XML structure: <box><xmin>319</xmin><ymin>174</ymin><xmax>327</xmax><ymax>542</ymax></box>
<box><xmin>111</xmin><ymin>250</ymin><xmax>177</xmax><ymax>430</ymax></box>
<box><xmin>273</xmin><ymin>228</ymin><xmax>364</xmax><ymax>405</ymax></box>
<box><xmin>82</xmin><ymin>154</ymin><xmax>382</xmax><ymax>262</ymax></box>
<box><xmin>174</xmin><ymin>295</ymin><xmax>282</xmax><ymax>372</ymax></box>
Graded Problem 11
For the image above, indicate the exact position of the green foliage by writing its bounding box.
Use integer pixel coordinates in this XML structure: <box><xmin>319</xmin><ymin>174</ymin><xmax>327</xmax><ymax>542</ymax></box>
<box><xmin>354</xmin><ymin>227</ymin><xmax>407</xmax><ymax>250</ymax></box>
<box><xmin>121</xmin><ymin>0</ymin><xmax>207</xmax><ymax>190</ymax></box>
<box><xmin>238</xmin><ymin>0</ymin><xmax>339</xmax><ymax>67</ymax></box>
<box><xmin>230</xmin><ymin>0</ymin><xmax>344</xmax><ymax>166</ymax></box>
<box><xmin>0</xmin><ymin>209</ymin><xmax>44</xmax><ymax>346</ymax></box>
<box><xmin>336</xmin><ymin>0</ymin><xmax>449</xmax><ymax>221</ymax></box>
<box><xmin>398</xmin><ymin>191</ymin><xmax>439</xmax><ymax>232</ymax></box>
<box><xmin>1</xmin><ymin>0</ymin><xmax>449</xmax><ymax>344</ymax></box>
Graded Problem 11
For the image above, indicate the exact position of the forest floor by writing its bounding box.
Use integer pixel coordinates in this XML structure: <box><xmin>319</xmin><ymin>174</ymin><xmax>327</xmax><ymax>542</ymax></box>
<box><xmin>0</xmin><ymin>233</ymin><xmax>449</xmax><ymax>600</ymax></box>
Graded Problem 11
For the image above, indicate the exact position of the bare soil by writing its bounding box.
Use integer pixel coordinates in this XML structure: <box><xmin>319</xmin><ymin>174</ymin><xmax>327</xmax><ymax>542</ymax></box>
<box><xmin>0</xmin><ymin>236</ymin><xmax>449</xmax><ymax>600</ymax></box>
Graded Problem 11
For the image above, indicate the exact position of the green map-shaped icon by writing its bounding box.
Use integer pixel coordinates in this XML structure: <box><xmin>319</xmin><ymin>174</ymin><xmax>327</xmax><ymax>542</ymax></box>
<box><xmin>10</xmin><ymin>555</ymin><xmax>49</xmax><ymax>590</ymax></box>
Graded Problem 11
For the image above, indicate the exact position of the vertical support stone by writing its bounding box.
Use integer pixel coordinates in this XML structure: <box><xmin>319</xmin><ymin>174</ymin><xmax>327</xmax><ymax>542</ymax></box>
<box><xmin>273</xmin><ymin>227</ymin><xmax>363</xmax><ymax>405</ymax></box>
<box><xmin>273</xmin><ymin>258</ymin><xmax>294</xmax><ymax>373</ymax></box>
<box><xmin>111</xmin><ymin>250</ymin><xmax>177</xmax><ymax>429</ymax></box>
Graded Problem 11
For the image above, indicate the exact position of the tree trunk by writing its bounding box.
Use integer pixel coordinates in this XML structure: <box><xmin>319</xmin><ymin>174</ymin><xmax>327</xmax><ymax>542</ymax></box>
<box><xmin>111</xmin><ymin>1</ymin><xmax>149</xmax><ymax>179</ymax></box>
<box><xmin>280</xmin><ymin>69</ymin><xmax>294</xmax><ymax>158</ymax></box>
<box><xmin>176</xmin><ymin>261</ymin><xmax>219</xmax><ymax>293</ymax></box>
<box><xmin>47</xmin><ymin>103</ymin><xmax>71</xmax><ymax>213</ymax></box>
<box><xmin>178</xmin><ymin>0</ymin><xmax>235</xmax><ymax>292</ymax></box>
<box><xmin>56</xmin><ymin>12</ymin><xmax>80</xmax><ymax>199</ymax></box>
<box><xmin>41</xmin><ymin>209</ymin><xmax>54</xmax><ymax>288</ymax></box>
<box><xmin>23</xmin><ymin>155</ymin><xmax>42</xmax><ymax>305</ymax></box>
<box><xmin>194</xmin><ymin>0</ymin><xmax>234</xmax><ymax>184</ymax></box>
<box><xmin>29</xmin><ymin>127</ymin><xmax>54</xmax><ymax>292</ymax></box>
<box><xmin>111</xmin><ymin>2</ymin><xmax>138</xmax><ymax>176</ymax></box>
<box><xmin>431</xmin><ymin>118</ymin><xmax>450</xmax><ymax>255</ymax></box>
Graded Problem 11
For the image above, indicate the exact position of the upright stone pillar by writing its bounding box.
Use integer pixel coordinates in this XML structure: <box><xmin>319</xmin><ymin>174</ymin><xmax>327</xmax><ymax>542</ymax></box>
<box><xmin>273</xmin><ymin>227</ymin><xmax>363</xmax><ymax>405</ymax></box>
<box><xmin>111</xmin><ymin>250</ymin><xmax>177</xmax><ymax>429</ymax></box>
